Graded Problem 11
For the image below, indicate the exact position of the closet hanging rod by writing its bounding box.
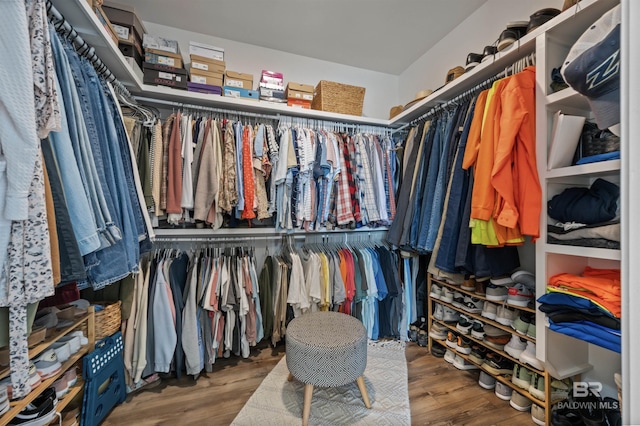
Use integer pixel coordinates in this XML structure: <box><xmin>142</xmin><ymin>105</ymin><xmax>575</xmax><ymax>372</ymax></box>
<box><xmin>152</xmin><ymin>235</ymin><xmax>306</xmax><ymax>243</ymax></box>
<box><xmin>133</xmin><ymin>96</ymin><xmax>392</xmax><ymax>132</ymax></box>
<box><xmin>45</xmin><ymin>0</ymin><xmax>132</xmax><ymax>99</ymax></box>
<box><xmin>402</xmin><ymin>51</ymin><xmax>537</xmax><ymax>130</ymax></box>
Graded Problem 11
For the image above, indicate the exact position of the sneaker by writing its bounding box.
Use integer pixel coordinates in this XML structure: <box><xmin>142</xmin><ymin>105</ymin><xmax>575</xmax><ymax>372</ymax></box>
<box><xmin>68</xmin><ymin>331</ymin><xmax>88</xmax><ymax>346</ymax></box>
<box><xmin>444</xmin><ymin>349</ymin><xmax>456</xmax><ymax>364</ymax></box>
<box><xmin>456</xmin><ymin>335</ymin><xmax>472</xmax><ymax>355</ymax></box>
<box><xmin>52</xmin><ymin>376</ymin><xmax>69</xmax><ymax>399</ymax></box>
<box><xmin>479</xmin><ymin>371</ymin><xmax>496</xmax><ymax>389</ymax></box>
<box><xmin>461</xmin><ymin>276</ymin><xmax>476</xmax><ymax>291</ymax></box>
<box><xmin>456</xmin><ymin>315</ymin><xmax>473</xmax><ymax>335</ymax></box>
<box><xmin>512</xmin><ymin>364</ymin><xmax>533</xmax><ymax>390</ymax></box>
<box><xmin>552</xmin><ymin>407</ymin><xmax>583</xmax><ymax>426</ymax></box>
<box><xmin>504</xmin><ymin>335</ymin><xmax>527</xmax><ymax>358</ymax></box>
<box><xmin>0</xmin><ymin>385</ymin><xmax>8</xmax><ymax>415</ymax></box>
<box><xmin>409</xmin><ymin>321</ymin><xmax>421</xmax><ymax>342</ymax></box>
<box><xmin>442</xmin><ymin>306</ymin><xmax>460</xmax><ymax>323</ymax></box>
<box><xmin>471</xmin><ymin>320</ymin><xmax>486</xmax><ymax>339</ymax></box>
<box><xmin>475</xmin><ymin>277</ymin><xmax>488</xmax><ymax>295</ymax></box>
<box><xmin>511</xmin><ymin>270</ymin><xmax>535</xmax><ymax>288</ymax></box>
<box><xmin>429</xmin><ymin>284</ymin><xmax>443</xmax><ymax>300</ymax></box>
<box><xmin>512</xmin><ymin>313</ymin><xmax>533</xmax><ymax>335</ymax></box>
<box><xmin>431</xmin><ymin>342</ymin><xmax>446</xmax><ymax>358</ymax></box>
<box><xmin>64</xmin><ymin>367</ymin><xmax>78</xmax><ymax>387</ymax></box>
<box><xmin>28</xmin><ymin>362</ymin><xmax>42</xmax><ymax>390</ymax></box>
<box><xmin>446</xmin><ymin>331</ymin><xmax>458</xmax><ymax>349</ymax></box>
<box><xmin>481</xmin><ymin>45</ymin><xmax>498</xmax><ymax>63</ymax></box>
<box><xmin>486</xmin><ymin>284</ymin><xmax>508</xmax><ymax>302</ymax></box>
<box><xmin>497</xmin><ymin>21</ymin><xmax>529</xmax><ymax>52</ymax></box>
<box><xmin>510</xmin><ymin>390</ymin><xmax>533</xmax><ymax>411</ymax></box>
<box><xmin>461</xmin><ymin>297</ymin><xmax>484</xmax><ymax>314</ymax></box>
<box><xmin>495</xmin><ymin>381</ymin><xmax>513</xmax><ymax>401</ymax></box>
<box><xmin>433</xmin><ymin>303</ymin><xmax>444</xmax><ymax>321</ymax></box>
<box><xmin>550</xmin><ymin>378</ymin><xmax>570</xmax><ymax>401</ymax></box>
<box><xmin>529</xmin><ymin>373</ymin><xmax>545</xmax><ymax>401</ymax></box>
<box><xmin>465</xmin><ymin>52</ymin><xmax>483</xmax><ymax>72</ymax></box>
<box><xmin>452</xmin><ymin>292</ymin><xmax>466</xmax><ymax>309</ymax></box>
<box><xmin>496</xmin><ymin>305</ymin><xmax>518</xmax><ymax>326</ymax></box>
<box><xmin>507</xmin><ymin>283</ymin><xmax>535</xmax><ymax>307</ymax></box>
<box><xmin>34</xmin><ymin>349</ymin><xmax>62</xmax><ymax>380</ymax></box>
<box><xmin>469</xmin><ymin>345</ymin><xmax>488</xmax><ymax>365</ymax></box>
<box><xmin>485</xmin><ymin>334</ymin><xmax>510</xmax><ymax>351</ymax></box>
<box><xmin>526</xmin><ymin>319</ymin><xmax>537</xmax><ymax>339</ymax></box>
<box><xmin>51</xmin><ymin>341</ymin><xmax>71</xmax><ymax>363</ymax></box>
<box><xmin>441</xmin><ymin>288</ymin><xmax>454</xmax><ymax>304</ymax></box>
<box><xmin>417</xmin><ymin>325</ymin><xmax>429</xmax><ymax>347</ymax></box>
<box><xmin>482</xmin><ymin>353</ymin><xmax>514</xmax><ymax>375</ymax></box>
<box><xmin>520</xmin><ymin>341</ymin><xmax>544</xmax><ymax>371</ymax></box>
<box><xmin>454</xmin><ymin>355</ymin><xmax>478</xmax><ymax>370</ymax></box>
<box><xmin>429</xmin><ymin>322</ymin><xmax>448</xmax><ymax>340</ymax></box>
<box><xmin>531</xmin><ymin>404</ymin><xmax>545</xmax><ymax>426</ymax></box>
<box><xmin>490</xmin><ymin>275</ymin><xmax>514</xmax><ymax>286</ymax></box>
<box><xmin>57</xmin><ymin>334</ymin><xmax>81</xmax><ymax>354</ymax></box>
<box><xmin>8</xmin><ymin>387</ymin><xmax>57</xmax><ymax>426</ymax></box>
<box><xmin>481</xmin><ymin>301</ymin><xmax>498</xmax><ymax>320</ymax></box>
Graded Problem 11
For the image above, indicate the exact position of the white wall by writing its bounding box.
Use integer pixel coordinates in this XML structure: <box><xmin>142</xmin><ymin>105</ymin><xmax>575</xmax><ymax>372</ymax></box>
<box><xmin>398</xmin><ymin>0</ymin><xmax>564</xmax><ymax>105</ymax></box>
<box><xmin>143</xmin><ymin>21</ymin><xmax>399</xmax><ymax>120</ymax></box>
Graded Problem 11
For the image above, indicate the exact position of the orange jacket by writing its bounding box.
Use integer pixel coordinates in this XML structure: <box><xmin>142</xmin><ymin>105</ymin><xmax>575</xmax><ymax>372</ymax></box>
<box><xmin>492</xmin><ymin>66</ymin><xmax>541</xmax><ymax>241</ymax></box>
<box><xmin>548</xmin><ymin>267</ymin><xmax>621</xmax><ymax>317</ymax></box>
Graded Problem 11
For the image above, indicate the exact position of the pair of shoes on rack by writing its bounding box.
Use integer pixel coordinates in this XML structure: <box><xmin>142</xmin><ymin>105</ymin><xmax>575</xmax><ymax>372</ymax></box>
<box><xmin>496</xmin><ymin>8</ymin><xmax>561</xmax><ymax>52</ymax></box>
<box><xmin>0</xmin><ymin>363</ymin><xmax>43</xmax><ymax>401</ymax></box>
<box><xmin>8</xmin><ymin>387</ymin><xmax>57</xmax><ymax>426</ymax></box>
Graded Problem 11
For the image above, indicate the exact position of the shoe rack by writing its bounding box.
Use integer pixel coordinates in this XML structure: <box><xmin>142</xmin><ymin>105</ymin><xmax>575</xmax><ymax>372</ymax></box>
<box><xmin>534</xmin><ymin>0</ymin><xmax>621</xmax><ymax>400</ymax></box>
<box><xmin>427</xmin><ymin>274</ymin><xmax>560</xmax><ymax>425</ymax></box>
<box><xmin>0</xmin><ymin>307</ymin><xmax>95</xmax><ymax>426</ymax></box>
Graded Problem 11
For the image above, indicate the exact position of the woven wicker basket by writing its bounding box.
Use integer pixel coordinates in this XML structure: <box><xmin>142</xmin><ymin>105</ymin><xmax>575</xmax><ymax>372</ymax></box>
<box><xmin>311</xmin><ymin>80</ymin><xmax>365</xmax><ymax>116</ymax></box>
<box><xmin>82</xmin><ymin>300</ymin><xmax>121</xmax><ymax>341</ymax></box>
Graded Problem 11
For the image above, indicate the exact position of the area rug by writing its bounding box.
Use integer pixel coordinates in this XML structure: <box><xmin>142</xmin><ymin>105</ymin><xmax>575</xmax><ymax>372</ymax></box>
<box><xmin>231</xmin><ymin>340</ymin><xmax>410</xmax><ymax>426</ymax></box>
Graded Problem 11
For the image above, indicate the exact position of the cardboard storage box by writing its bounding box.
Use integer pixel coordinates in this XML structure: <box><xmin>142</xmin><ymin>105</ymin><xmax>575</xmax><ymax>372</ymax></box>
<box><xmin>189</xmin><ymin>55</ymin><xmax>226</xmax><ymax>74</ymax></box>
<box><xmin>311</xmin><ymin>80</ymin><xmax>365</xmax><ymax>116</ymax></box>
<box><xmin>143</xmin><ymin>62</ymin><xmax>187</xmax><ymax>76</ymax></box>
<box><xmin>93</xmin><ymin>6</ymin><xmax>119</xmax><ymax>45</ymax></box>
<box><xmin>143</xmin><ymin>68</ymin><xmax>187</xmax><ymax>89</ymax></box>
<box><xmin>143</xmin><ymin>34</ymin><xmax>180</xmax><ymax>55</ymax></box>
<box><xmin>102</xmin><ymin>1</ymin><xmax>146</xmax><ymax>42</ymax></box>
<box><xmin>144</xmin><ymin>51</ymin><xmax>183</xmax><ymax>68</ymax></box>
<box><xmin>187</xmin><ymin>81</ymin><xmax>222</xmax><ymax>95</ymax></box>
<box><xmin>225</xmin><ymin>71</ymin><xmax>253</xmax><ymax>90</ymax></box>
<box><xmin>286</xmin><ymin>82</ymin><xmax>314</xmax><ymax>101</ymax></box>
<box><xmin>189</xmin><ymin>41</ymin><xmax>224</xmax><ymax>61</ymax></box>
<box><xmin>224</xmin><ymin>86</ymin><xmax>259</xmax><ymax>101</ymax></box>
<box><xmin>118</xmin><ymin>40</ymin><xmax>143</xmax><ymax>68</ymax></box>
<box><xmin>190</xmin><ymin>70</ymin><xmax>223</xmax><ymax>88</ymax></box>
<box><xmin>259</xmin><ymin>86</ymin><xmax>285</xmax><ymax>100</ymax></box>
<box><xmin>287</xmin><ymin>99</ymin><xmax>311</xmax><ymax>109</ymax></box>
<box><xmin>112</xmin><ymin>23</ymin><xmax>143</xmax><ymax>55</ymax></box>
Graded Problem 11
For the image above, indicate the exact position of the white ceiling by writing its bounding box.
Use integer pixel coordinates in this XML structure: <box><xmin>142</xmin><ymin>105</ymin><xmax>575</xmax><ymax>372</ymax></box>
<box><xmin>123</xmin><ymin>0</ymin><xmax>488</xmax><ymax>75</ymax></box>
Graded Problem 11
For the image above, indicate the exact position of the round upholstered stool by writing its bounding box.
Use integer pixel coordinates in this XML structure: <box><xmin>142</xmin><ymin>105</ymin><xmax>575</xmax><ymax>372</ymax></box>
<box><xmin>285</xmin><ymin>311</ymin><xmax>370</xmax><ymax>426</ymax></box>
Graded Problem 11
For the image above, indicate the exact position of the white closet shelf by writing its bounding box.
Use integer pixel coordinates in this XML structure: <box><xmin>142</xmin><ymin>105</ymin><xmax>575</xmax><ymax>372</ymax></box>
<box><xmin>544</xmin><ymin>243</ymin><xmax>621</xmax><ymax>261</ymax></box>
<box><xmin>546</xmin><ymin>88</ymin><xmax>590</xmax><ymax>111</ymax></box>
<box><xmin>153</xmin><ymin>226</ymin><xmax>388</xmax><ymax>239</ymax></box>
<box><xmin>134</xmin><ymin>85</ymin><xmax>391</xmax><ymax>126</ymax></box>
<box><xmin>546</xmin><ymin>159</ymin><xmax>621</xmax><ymax>179</ymax></box>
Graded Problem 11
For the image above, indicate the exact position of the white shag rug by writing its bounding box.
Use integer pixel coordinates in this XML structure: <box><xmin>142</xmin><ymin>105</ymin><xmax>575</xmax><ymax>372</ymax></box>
<box><xmin>231</xmin><ymin>340</ymin><xmax>411</xmax><ymax>426</ymax></box>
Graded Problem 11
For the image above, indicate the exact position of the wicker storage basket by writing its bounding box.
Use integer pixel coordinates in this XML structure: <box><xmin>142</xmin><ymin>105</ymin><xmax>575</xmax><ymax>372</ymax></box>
<box><xmin>311</xmin><ymin>80</ymin><xmax>365</xmax><ymax>116</ymax></box>
<box><xmin>82</xmin><ymin>300</ymin><xmax>121</xmax><ymax>341</ymax></box>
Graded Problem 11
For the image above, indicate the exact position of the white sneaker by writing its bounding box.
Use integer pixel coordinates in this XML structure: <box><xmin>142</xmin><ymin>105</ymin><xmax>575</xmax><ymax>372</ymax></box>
<box><xmin>519</xmin><ymin>341</ymin><xmax>544</xmax><ymax>370</ymax></box>
<box><xmin>507</xmin><ymin>283</ymin><xmax>535</xmax><ymax>307</ymax></box>
<box><xmin>452</xmin><ymin>292</ymin><xmax>466</xmax><ymax>309</ymax></box>
<box><xmin>34</xmin><ymin>349</ymin><xmax>62</xmax><ymax>380</ymax></box>
<box><xmin>504</xmin><ymin>335</ymin><xmax>527</xmax><ymax>359</ymax></box>
<box><xmin>481</xmin><ymin>301</ymin><xmax>498</xmax><ymax>320</ymax></box>
<box><xmin>442</xmin><ymin>307</ymin><xmax>460</xmax><ymax>323</ymax></box>
<box><xmin>441</xmin><ymin>288</ymin><xmax>454</xmax><ymax>304</ymax></box>
<box><xmin>429</xmin><ymin>284</ymin><xmax>443</xmax><ymax>300</ymax></box>
<box><xmin>444</xmin><ymin>349</ymin><xmax>456</xmax><ymax>364</ymax></box>
<box><xmin>428</xmin><ymin>323</ymin><xmax>447</xmax><ymax>340</ymax></box>
<box><xmin>453</xmin><ymin>354</ymin><xmax>478</xmax><ymax>370</ymax></box>
<box><xmin>433</xmin><ymin>303</ymin><xmax>444</xmax><ymax>321</ymax></box>
<box><xmin>51</xmin><ymin>341</ymin><xmax>71</xmax><ymax>363</ymax></box>
<box><xmin>69</xmin><ymin>331</ymin><xmax>89</xmax><ymax>346</ymax></box>
<box><xmin>496</xmin><ymin>305</ymin><xmax>518</xmax><ymax>326</ymax></box>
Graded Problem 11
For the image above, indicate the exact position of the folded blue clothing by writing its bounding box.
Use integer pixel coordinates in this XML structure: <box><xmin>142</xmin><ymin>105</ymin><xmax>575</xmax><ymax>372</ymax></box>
<box><xmin>575</xmin><ymin>151</ymin><xmax>620</xmax><ymax>165</ymax></box>
<box><xmin>548</xmin><ymin>319</ymin><xmax>620</xmax><ymax>353</ymax></box>
<box><xmin>537</xmin><ymin>292</ymin><xmax>616</xmax><ymax>317</ymax></box>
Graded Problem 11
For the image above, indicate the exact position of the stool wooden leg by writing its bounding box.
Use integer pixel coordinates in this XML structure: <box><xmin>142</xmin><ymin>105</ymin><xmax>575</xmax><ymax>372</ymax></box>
<box><xmin>288</xmin><ymin>372</ymin><xmax>294</xmax><ymax>382</ymax></box>
<box><xmin>356</xmin><ymin>376</ymin><xmax>371</xmax><ymax>409</ymax></box>
<box><xmin>302</xmin><ymin>383</ymin><xmax>314</xmax><ymax>426</ymax></box>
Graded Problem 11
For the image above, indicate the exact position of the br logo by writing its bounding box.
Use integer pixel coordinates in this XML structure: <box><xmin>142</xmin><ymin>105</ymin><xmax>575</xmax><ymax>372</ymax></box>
<box><xmin>573</xmin><ymin>381</ymin><xmax>602</xmax><ymax>397</ymax></box>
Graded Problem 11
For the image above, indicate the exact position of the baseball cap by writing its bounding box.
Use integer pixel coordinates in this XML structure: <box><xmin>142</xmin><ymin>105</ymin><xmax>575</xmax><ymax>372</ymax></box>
<box><xmin>561</xmin><ymin>4</ymin><xmax>620</xmax><ymax>130</ymax></box>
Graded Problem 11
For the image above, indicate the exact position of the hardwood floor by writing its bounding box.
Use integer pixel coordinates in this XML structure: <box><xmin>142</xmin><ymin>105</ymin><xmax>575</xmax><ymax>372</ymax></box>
<box><xmin>103</xmin><ymin>342</ymin><xmax>533</xmax><ymax>425</ymax></box>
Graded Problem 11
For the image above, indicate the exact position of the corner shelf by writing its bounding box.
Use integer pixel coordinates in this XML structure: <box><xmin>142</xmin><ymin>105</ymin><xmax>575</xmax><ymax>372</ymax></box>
<box><xmin>544</xmin><ymin>243</ymin><xmax>621</xmax><ymax>261</ymax></box>
<box><xmin>546</xmin><ymin>160</ymin><xmax>621</xmax><ymax>179</ymax></box>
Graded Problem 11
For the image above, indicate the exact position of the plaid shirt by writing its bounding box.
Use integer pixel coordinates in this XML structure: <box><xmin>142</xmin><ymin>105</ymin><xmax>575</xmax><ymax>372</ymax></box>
<box><xmin>335</xmin><ymin>134</ymin><xmax>355</xmax><ymax>225</ymax></box>
<box><xmin>384</xmin><ymin>137</ymin><xmax>397</xmax><ymax>221</ymax></box>
<box><xmin>159</xmin><ymin>114</ymin><xmax>175</xmax><ymax>211</ymax></box>
<box><xmin>356</xmin><ymin>134</ymin><xmax>381</xmax><ymax>223</ymax></box>
<box><xmin>344</xmin><ymin>134</ymin><xmax>362</xmax><ymax>224</ymax></box>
